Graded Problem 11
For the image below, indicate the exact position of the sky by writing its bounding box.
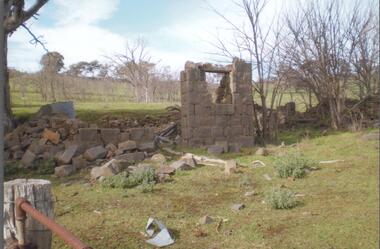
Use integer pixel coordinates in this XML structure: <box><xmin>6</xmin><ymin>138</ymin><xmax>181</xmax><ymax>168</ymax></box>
<box><xmin>8</xmin><ymin>0</ymin><xmax>373</xmax><ymax>73</ymax></box>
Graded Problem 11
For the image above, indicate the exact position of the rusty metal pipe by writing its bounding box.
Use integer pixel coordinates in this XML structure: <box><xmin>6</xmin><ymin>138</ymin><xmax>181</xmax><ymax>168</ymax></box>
<box><xmin>16</xmin><ymin>197</ymin><xmax>93</xmax><ymax>249</ymax></box>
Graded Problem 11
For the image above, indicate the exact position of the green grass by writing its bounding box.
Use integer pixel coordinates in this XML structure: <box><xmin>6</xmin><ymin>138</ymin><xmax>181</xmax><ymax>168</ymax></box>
<box><xmin>6</xmin><ymin>130</ymin><xmax>378</xmax><ymax>249</ymax></box>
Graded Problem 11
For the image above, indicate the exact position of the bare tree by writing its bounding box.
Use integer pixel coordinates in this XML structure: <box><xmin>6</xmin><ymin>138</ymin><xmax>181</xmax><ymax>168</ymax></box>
<box><xmin>284</xmin><ymin>0</ymin><xmax>365</xmax><ymax>129</ymax></box>
<box><xmin>2</xmin><ymin>0</ymin><xmax>49</xmax><ymax>130</ymax></box>
<box><xmin>208</xmin><ymin>0</ymin><xmax>287</xmax><ymax>142</ymax></box>
<box><xmin>110</xmin><ymin>39</ymin><xmax>156</xmax><ymax>103</ymax></box>
<box><xmin>349</xmin><ymin>5</ymin><xmax>379</xmax><ymax>99</ymax></box>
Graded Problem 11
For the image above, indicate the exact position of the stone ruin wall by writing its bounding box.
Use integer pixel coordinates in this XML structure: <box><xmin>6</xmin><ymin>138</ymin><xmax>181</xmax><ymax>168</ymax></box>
<box><xmin>180</xmin><ymin>58</ymin><xmax>255</xmax><ymax>149</ymax></box>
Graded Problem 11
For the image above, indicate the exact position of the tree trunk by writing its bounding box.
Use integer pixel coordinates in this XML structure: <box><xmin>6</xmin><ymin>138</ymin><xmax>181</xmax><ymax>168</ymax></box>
<box><xmin>4</xmin><ymin>179</ymin><xmax>53</xmax><ymax>249</ymax></box>
<box><xmin>2</xmin><ymin>35</ymin><xmax>13</xmax><ymax>132</ymax></box>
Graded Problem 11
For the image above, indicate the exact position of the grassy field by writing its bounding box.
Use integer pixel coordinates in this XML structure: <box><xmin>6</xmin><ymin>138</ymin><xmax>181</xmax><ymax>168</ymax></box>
<box><xmin>7</xmin><ymin>129</ymin><xmax>379</xmax><ymax>249</ymax></box>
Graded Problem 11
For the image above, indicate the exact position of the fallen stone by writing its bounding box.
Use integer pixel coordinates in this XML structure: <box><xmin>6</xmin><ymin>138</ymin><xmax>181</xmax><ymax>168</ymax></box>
<box><xmin>83</xmin><ymin>145</ymin><xmax>107</xmax><ymax>161</ymax></box>
<box><xmin>255</xmin><ymin>147</ymin><xmax>268</xmax><ymax>156</ymax></box>
<box><xmin>58</xmin><ymin>144</ymin><xmax>78</xmax><ymax>164</ymax></box>
<box><xmin>90</xmin><ymin>163</ymin><xmax>119</xmax><ymax>180</ymax></box>
<box><xmin>224</xmin><ymin>160</ymin><xmax>237</xmax><ymax>175</ymax></box>
<box><xmin>156</xmin><ymin>166</ymin><xmax>176</xmax><ymax>175</ymax></box>
<box><xmin>55</xmin><ymin>164</ymin><xmax>76</xmax><ymax>177</ymax></box>
<box><xmin>138</xmin><ymin>142</ymin><xmax>156</xmax><ymax>152</ymax></box>
<box><xmin>78</xmin><ymin>128</ymin><xmax>100</xmax><ymax>144</ymax></box>
<box><xmin>207</xmin><ymin>145</ymin><xmax>224</xmax><ymax>155</ymax></box>
<box><xmin>228</xmin><ymin>143</ymin><xmax>241</xmax><ymax>153</ymax></box>
<box><xmin>72</xmin><ymin>155</ymin><xmax>88</xmax><ymax>169</ymax></box>
<box><xmin>118</xmin><ymin>140</ymin><xmax>137</xmax><ymax>152</ymax></box>
<box><xmin>199</xmin><ymin>215</ymin><xmax>214</xmax><ymax>225</ymax></box>
<box><xmin>128</xmin><ymin>128</ymin><xmax>145</xmax><ymax>141</ymax></box>
<box><xmin>21</xmin><ymin>150</ymin><xmax>36</xmax><ymax>168</ymax></box>
<box><xmin>231</xmin><ymin>203</ymin><xmax>245</xmax><ymax>211</ymax></box>
<box><xmin>42</xmin><ymin>129</ymin><xmax>60</xmax><ymax>144</ymax></box>
<box><xmin>151</xmin><ymin>153</ymin><xmax>166</xmax><ymax>164</ymax></box>
<box><xmin>170</xmin><ymin>160</ymin><xmax>193</xmax><ymax>171</ymax></box>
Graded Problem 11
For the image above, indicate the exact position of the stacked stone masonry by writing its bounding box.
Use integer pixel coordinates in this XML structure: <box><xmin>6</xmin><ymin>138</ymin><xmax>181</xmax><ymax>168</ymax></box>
<box><xmin>180</xmin><ymin>58</ymin><xmax>255</xmax><ymax>148</ymax></box>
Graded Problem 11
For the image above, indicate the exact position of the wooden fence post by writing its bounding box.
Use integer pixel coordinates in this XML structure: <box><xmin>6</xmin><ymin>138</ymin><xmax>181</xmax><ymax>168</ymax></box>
<box><xmin>4</xmin><ymin>179</ymin><xmax>54</xmax><ymax>249</ymax></box>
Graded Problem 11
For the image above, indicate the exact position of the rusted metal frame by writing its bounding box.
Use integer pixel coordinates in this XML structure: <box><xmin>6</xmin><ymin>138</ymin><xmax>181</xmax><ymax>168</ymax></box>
<box><xmin>15</xmin><ymin>197</ymin><xmax>93</xmax><ymax>249</ymax></box>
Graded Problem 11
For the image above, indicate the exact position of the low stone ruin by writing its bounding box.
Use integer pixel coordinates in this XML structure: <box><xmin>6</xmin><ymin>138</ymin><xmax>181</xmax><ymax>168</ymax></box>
<box><xmin>180</xmin><ymin>58</ymin><xmax>255</xmax><ymax>152</ymax></box>
<box><xmin>4</xmin><ymin>113</ymin><xmax>159</xmax><ymax>177</ymax></box>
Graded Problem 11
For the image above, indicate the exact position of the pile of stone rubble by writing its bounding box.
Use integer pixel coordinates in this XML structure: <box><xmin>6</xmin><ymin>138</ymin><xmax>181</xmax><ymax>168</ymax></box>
<box><xmin>4</xmin><ymin>113</ymin><xmax>167</xmax><ymax>177</ymax></box>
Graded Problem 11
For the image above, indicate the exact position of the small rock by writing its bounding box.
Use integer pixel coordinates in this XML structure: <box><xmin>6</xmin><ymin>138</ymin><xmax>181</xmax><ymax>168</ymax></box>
<box><xmin>207</xmin><ymin>145</ymin><xmax>224</xmax><ymax>155</ymax></box>
<box><xmin>170</xmin><ymin>160</ymin><xmax>193</xmax><ymax>171</ymax></box>
<box><xmin>255</xmin><ymin>147</ymin><xmax>268</xmax><ymax>156</ymax></box>
<box><xmin>199</xmin><ymin>215</ymin><xmax>214</xmax><ymax>225</ymax></box>
<box><xmin>156</xmin><ymin>173</ymin><xmax>170</xmax><ymax>183</ymax></box>
<box><xmin>156</xmin><ymin>166</ymin><xmax>176</xmax><ymax>175</ymax></box>
<box><xmin>84</xmin><ymin>145</ymin><xmax>107</xmax><ymax>161</ymax></box>
<box><xmin>118</xmin><ymin>140</ymin><xmax>137</xmax><ymax>152</ymax></box>
<box><xmin>224</xmin><ymin>160</ymin><xmax>237</xmax><ymax>175</ymax></box>
<box><xmin>55</xmin><ymin>164</ymin><xmax>76</xmax><ymax>177</ymax></box>
<box><xmin>21</xmin><ymin>150</ymin><xmax>36</xmax><ymax>168</ymax></box>
<box><xmin>90</xmin><ymin>161</ymin><xmax>120</xmax><ymax>180</ymax></box>
<box><xmin>105</xmin><ymin>143</ymin><xmax>117</xmax><ymax>152</ymax></box>
<box><xmin>244</xmin><ymin>191</ymin><xmax>256</xmax><ymax>197</ymax></box>
<box><xmin>231</xmin><ymin>203</ymin><xmax>245</xmax><ymax>211</ymax></box>
<box><xmin>151</xmin><ymin>153</ymin><xmax>167</xmax><ymax>164</ymax></box>
<box><xmin>263</xmin><ymin>173</ymin><xmax>272</xmax><ymax>181</ymax></box>
<box><xmin>42</xmin><ymin>128</ymin><xmax>60</xmax><ymax>144</ymax></box>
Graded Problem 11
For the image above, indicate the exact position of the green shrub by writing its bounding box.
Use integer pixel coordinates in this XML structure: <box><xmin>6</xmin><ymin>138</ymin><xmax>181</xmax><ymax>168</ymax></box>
<box><xmin>102</xmin><ymin>167</ymin><xmax>156</xmax><ymax>189</ymax></box>
<box><xmin>36</xmin><ymin>159</ymin><xmax>56</xmax><ymax>175</ymax></box>
<box><xmin>273</xmin><ymin>154</ymin><xmax>315</xmax><ymax>178</ymax></box>
<box><xmin>138</xmin><ymin>179</ymin><xmax>155</xmax><ymax>193</ymax></box>
<box><xmin>265</xmin><ymin>187</ymin><xmax>298</xmax><ymax>209</ymax></box>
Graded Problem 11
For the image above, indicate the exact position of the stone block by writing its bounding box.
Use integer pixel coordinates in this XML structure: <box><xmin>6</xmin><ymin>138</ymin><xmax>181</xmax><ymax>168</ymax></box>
<box><xmin>119</xmin><ymin>132</ymin><xmax>130</xmax><ymax>142</ymax></box>
<box><xmin>21</xmin><ymin>150</ymin><xmax>36</xmax><ymax>168</ymax></box>
<box><xmin>137</xmin><ymin>141</ymin><xmax>156</xmax><ymax>152</ymax></box>
<box><xmin>237</xmin><ymin>136</ymin><xmax>254</xmax><ymax>148</ymax></box>
<box><xmin>215</xmin><ymin>141</ymin><xmax>229</xmax><ymax>153</ymax></box>
<box><xmin>115</xmin><ymin>152</ymin><xmax>145</xmax><ymax>163</ymax></box>
<box><xmin>83</xmin><ymin>145</ymin><xmax>107</xmax><ymax>161</ymax></box>
<box><xmin>143</xmin><ymin>127</ymin><xmax>155</xmax><ymax>141</ymax></box>
<box><xmin>118</xmin><ymin>140</ymin><xmax>137</xmax><ymax>152</ymax></box>
<box><xmin>42</xmin><ymin>129</ymin><xmax>60</xmax><ymax>144</ymax></box>
<box><xmin>128</xmin><ymin>128</ymin><xmax>145</xmax><ymax>141</ymax></box>
<box><xmin>78</xmin><ymin>128</ymin><xmax>100</xmax><ymax>143</ymax></box>
<box><xmin>207</xmin><ymin>145</ymin><xmax>224</xmax><ymax>155</ymax></box>
<box><xmin>100</xmin><ymin>128</ymin><xmax>120</xmax><ymax>145</ymax></box>
<box><xmin>215</xmin><ymin>104</ymin><xmax>234</xmax><ymax>115</ymax></box>
<box><xmin>72</xmin><ymin>155</ymin><xmax>88</xmax><ymax>169</ymax></box>
<box><xmin>58</xmin><ymin>144</ymin><xmax>78</xmax><ymax>164</ymax></box>
<box><xmin>212</xmin><ymin>127</ymin><xmax>224</xmax><ymax>138</ymax></box>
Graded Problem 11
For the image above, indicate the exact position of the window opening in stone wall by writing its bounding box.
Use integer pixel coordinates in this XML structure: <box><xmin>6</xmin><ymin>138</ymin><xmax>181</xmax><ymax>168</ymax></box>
<box><xmin>205</xmin><ymin>72</ymin><xmax>232</xmax><ymax>104</ymax></box>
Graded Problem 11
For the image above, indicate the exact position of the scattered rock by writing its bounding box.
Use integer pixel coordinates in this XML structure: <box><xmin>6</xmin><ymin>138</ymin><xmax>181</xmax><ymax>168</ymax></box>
<box><xmin>255</xmin><ymin>147</ymin><xmax>268</xmax><ymax>156</ymax></box>
<box><xmin>151</xmin><ymin>153</ymin><xmax>166</xmax><ymax>164</ymax></box>
<box><xmin>90</xmin><ymin>160</ymin><xmax>120</xmax><ymax>180</ymax></box>
<box><xmin>252</xmin><ymin>160</ymin><xmax>266</xmax><ymax>168</ymax></box>
<box><xmin>84</xmin><ymin>145</ymin><xmax>107</xmax><ymax>161</ymax></box>
<box><xmin>21</xmin><ymin>150</ymin><xmax>36</xmax><ymax>167</ymax></box>
<box><xmin>115</xmin><ymin>151</ymin><xmax>145</xmax><ymax>163</ymax></box>
<box><xmin>207</xmin><ymin>145</ymin><xmax>224</xmax><ymax>155</ymax></box>
<box><xmin>55</xmin><ymin>164</ymin><xmax>76</xmax><ymax>177</ymax></box>
<box><xmin>180</xmin><ymin>153</ymin><xmax>197</xmax><ymax>167</ymax></box>
<box><xmin>100</xmin><ymin>128</ymin><xmax>120</xmax><ymax>145</ymax></box>
<box><xmin>231</xmin><ymin>203</ymin><xmax>245</xmax><ymax>211</ymax></box>
<box><xmin>105</xmin><ymin>143</ymin><xmax>117</xmax><ymax>152</ymax></box>
<box><xmin>42</xmin><ymin>129</ymin><xmax>60</xmax><ymax>144</ymax></box>
<box><xmin>199</xmin><ymin>215</ymin><xmax>214</xmax><ymax>225</ymax></box>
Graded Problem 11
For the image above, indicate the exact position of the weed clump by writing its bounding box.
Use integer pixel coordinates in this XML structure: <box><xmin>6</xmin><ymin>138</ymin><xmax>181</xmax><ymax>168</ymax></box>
<box><xmin>273</xmin><ymin>154</ymin><xmax>315</xmax><ymax>178</ymax></box>
<box><xmin>265</xmin><ymin>187</ymin><xmax>298</xmax><ymax>209</ymax></box>
<box><xmin>102</xmin><ymin>167</ymin><xmax>156</xmax><ymax>190</ymax></box>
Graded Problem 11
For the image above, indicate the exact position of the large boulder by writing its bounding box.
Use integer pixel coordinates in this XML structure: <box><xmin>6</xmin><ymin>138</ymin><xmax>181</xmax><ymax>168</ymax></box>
<box><xmin>118</xmin><ymin>140</ymin><xmax>137</xmax><ymax>152</ymax></box>
<box><xmin>21</xmin><ymin>150</ymin><xmax>36</xmax><ymax>168</ymax></box>
<box><xmin>58</xmin><ymin>144</ymin><xmax>78</xmax><ymax>164</ymax></box>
